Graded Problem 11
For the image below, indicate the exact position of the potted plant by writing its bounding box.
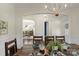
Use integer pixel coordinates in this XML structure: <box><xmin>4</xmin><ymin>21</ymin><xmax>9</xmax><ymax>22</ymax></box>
<box><xmin>46</xmin><ymin>41</ymin><xmax>63</xmax><ymax>55</ymax></box>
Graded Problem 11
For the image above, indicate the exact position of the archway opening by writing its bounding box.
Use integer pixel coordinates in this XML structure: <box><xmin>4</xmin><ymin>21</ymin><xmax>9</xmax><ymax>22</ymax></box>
<box><xmin>22</xmin><ymin>19</ymin><xmax>35</xmax><ymax>45</ymax></box>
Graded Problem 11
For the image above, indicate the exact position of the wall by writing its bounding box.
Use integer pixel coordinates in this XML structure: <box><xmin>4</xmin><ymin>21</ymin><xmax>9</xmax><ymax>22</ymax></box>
<box><xmin>64</xmin><ymin>8</ymin><xmax>79</xmax><ymax>45</ymax></box>
<box><xmin>0</xmin><ymin>4</ymin><xmax>15</xmax><ymax>56</ymax></box>
<box><xmin>15</xmin><ymin>9</ymin><xmax>23</xmax><ymax>49</ymax></box>
<box><xmin>23</xmin><ymin>14</ymin><xmax>67</xmax><ymax>42</ymax></box>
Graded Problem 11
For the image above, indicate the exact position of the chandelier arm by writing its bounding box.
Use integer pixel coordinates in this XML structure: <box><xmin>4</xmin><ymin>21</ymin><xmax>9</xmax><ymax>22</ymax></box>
<box><xmin>44</xmin><ymin>3</ymin><xmax>68</xmax><ymax>16</ymax></box>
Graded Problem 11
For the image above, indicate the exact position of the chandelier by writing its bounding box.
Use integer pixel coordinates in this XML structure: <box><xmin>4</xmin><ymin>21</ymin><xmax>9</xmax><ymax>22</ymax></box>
<box><xmin>44</xmin><ymin>4</ymin><xmax>67</xmax><ymax>16</ymax></box>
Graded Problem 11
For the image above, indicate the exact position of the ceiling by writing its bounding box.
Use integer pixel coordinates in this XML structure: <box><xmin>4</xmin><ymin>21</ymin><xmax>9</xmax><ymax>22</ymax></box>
<box><xmin>14</xmin><ymin>3</ymin><xmax>79</xmax><ymax>9</ymax></box>
<box><xmin>14</xmin><ymin>3</ymin><xmax>79</xmax><ymax>15</ymax></box>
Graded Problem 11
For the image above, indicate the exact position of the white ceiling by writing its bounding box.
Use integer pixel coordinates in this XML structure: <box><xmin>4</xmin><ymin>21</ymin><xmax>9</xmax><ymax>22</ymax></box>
<box><xmin>14</xmin><ymin>3</ymin><xmax>79</xmax><ymax>15</ymax></box>
<box><xmin>14</xmin><ymin>3</ymin><xmax>79</xmax><ymax>9</ymax></box>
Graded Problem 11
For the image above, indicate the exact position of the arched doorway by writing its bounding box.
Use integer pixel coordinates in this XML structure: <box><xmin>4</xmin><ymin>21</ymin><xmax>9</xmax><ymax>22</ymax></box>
<box><xmin>22</xmin><ymin>19</ymin><xmax>35</xmax><ymax>45</ymax></box>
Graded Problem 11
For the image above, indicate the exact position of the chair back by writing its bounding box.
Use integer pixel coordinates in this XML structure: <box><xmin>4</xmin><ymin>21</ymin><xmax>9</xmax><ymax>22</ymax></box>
<box><xmin>45</xmin><ymin>36</ymin><xmax>54</xmax><ymax>46</ymax></box>
<box><xmin>5</xmin><ymin>39</ymin><xmax>17</xmax><ymax>56</ymax></box>
<box><xmin>33</xmin><ymin>36</ymin><xmax>43</xmax><ymax>44</ymax></box>
<box><xmin>56</xmin><ymin>36</ymin><xmax>65</xmax><ymax>43</ymax></box>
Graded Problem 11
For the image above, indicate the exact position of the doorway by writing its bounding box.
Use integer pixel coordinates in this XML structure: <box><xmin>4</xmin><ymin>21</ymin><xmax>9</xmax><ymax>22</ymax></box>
<box><xmin>44</xmin><ymin>21</ymin><xmax>48</xmax><ymax>36</ymax></box>
<box><xmin>22</xmin><ymin>19</ymin><xmax>35</xmax><ymax>45</ymax></box>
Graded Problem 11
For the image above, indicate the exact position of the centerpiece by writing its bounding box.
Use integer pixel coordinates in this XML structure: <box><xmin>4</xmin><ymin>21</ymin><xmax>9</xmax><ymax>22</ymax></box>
<box><xmin>46</xmin><ymin>41</ymin><xmax>63</xmax><ymax>55</ymax></box>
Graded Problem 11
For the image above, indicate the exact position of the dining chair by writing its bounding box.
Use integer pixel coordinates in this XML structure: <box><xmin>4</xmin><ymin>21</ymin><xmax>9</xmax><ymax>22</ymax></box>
<box><xmin>56</xmin><ymin>36</ymin><xmax>65</xmax><ymax>43</ymax></box>
<box><xmin>33</xmin><ymin>36</ymin><xmax>43</xmax><ymax>44</ymax></box>
<box><xmin>45</xmin><ymin>36</ymin><xmax>54</xmax><ymax>46</ymax></box>
<box><xmin>5</xmin><ymin>38</ymin><xmax>28</xmax><ymax>56</ymax></box>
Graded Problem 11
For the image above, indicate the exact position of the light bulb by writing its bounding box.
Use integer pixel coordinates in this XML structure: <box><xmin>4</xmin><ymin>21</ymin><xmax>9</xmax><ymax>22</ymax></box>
<box><xmin>65</xmin><ymin>4</ymin><xmax>67</xmax><ymax>8</ymax></box>
<box><xmin>53</xmin><ymin>8</ymin><xmax>56</xmax><ymax>11</ymax></box>
<box><xmin>44</xmin><ymin>5</ymin><xmax>47</xmax><ymax>9</ymax></box>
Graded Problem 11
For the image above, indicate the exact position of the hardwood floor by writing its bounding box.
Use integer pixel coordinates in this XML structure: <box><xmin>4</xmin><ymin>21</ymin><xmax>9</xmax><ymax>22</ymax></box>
<box><xmin>18</xmin><ymin>44</ymin><xmax>33</xmax><ymax>56</ymax></box>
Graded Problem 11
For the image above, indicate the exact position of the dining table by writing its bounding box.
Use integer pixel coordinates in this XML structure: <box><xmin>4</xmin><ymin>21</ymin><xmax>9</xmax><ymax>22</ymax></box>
<box><xmin>32</xmin><ymin>41</ymin><xmax>79</xmax><ymax>56</ymax></box>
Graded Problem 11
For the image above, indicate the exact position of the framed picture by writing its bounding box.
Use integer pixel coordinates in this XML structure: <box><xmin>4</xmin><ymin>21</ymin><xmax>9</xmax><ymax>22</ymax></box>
<box><xmin>0</xmin><ymin>20</ymin><xmax>8</xmax><ymax>35</ymax></box>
